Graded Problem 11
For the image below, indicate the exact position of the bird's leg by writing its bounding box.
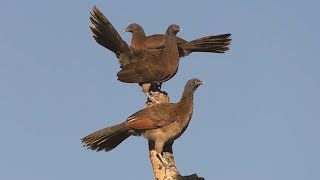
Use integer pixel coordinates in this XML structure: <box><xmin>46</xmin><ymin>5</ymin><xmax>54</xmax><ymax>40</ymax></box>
<box><xmin>163</xmin><ymin>152</ymin><xmax>177</xmax><ymax>168</ymax></box>
<box><xmin>156</xmin><ymin>152</ymin><xmax>176</xmax><ymax>174</ymax></box>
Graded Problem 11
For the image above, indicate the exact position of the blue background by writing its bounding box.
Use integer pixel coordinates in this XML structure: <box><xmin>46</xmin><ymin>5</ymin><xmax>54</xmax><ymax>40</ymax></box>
<box><xmin>1</xmin><ymin>1</ymin><xmax>319</xmax><ymax>179</ymax></box>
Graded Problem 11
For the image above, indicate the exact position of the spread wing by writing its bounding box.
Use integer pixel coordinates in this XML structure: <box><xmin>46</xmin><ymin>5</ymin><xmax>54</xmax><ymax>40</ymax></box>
<box><xmin>90</xmin><ymin>6</ymin><xmax>132</xmax><ymax>67</ymax></box>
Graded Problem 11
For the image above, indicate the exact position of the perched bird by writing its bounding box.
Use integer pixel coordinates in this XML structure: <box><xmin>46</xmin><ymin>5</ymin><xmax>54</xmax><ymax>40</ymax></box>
<box><xmin>90</xmin><ymin>6</ymin><xmax>181</xmax><ymax>103</ymax></box>
<box><xmin>125</xmin><ymin>23</ymin><xmax>232</xmax><ymax>57</ymax></box>
<box><xmin>81</xmin><ymin>78</ymin><xmax>204</xmax><ymax>167</ymax></box>
<box><xmin>116</xmin><ymin>24</ymin><xmax>180</xmax><ymax>98</ymax></box>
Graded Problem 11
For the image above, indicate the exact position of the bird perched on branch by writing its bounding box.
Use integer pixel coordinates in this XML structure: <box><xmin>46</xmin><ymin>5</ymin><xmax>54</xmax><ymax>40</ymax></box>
<box><xmin>116</xmin><ymin>24</ymin><xmax>180</xmax><ymax>99</ymax></box>
<box><xmin>81</xmin><ymin>78</ymin><xmax>204</xmax><ymax>168</ymax></box>
<box><xmin>125</xmin><ymin>23</ymin><xmax>231</xmax><ymax>57</ymax></box>
<box><xmin>90</xmin><ymin>6</ymin><xmax>180</xmax><ymax>103</ymax></box>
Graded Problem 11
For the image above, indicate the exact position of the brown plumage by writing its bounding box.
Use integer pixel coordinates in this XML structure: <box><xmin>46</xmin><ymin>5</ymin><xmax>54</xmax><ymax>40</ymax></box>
<box><xmin>81</xmin><ymin>78</ymin><xmax>204</xmax><ymax>166</ymax></box>
<box><xmin>90</xmin><ymin>6</ymin><xmax>132</xmax><ymax>67</ymax></box>
<box><xmin>125</xmin><ymin>23</ymin><xmax>232</xmax><ymax>57</ymax></box>
<box><xmin>116</xmin><ymin>25</ymin><xmax>180</xmax><ymax>84</ymax></box>
<box><xmin>90</xmin><ymin>6</ymin><xmax>181</xmax><ymax>103</ymax></box>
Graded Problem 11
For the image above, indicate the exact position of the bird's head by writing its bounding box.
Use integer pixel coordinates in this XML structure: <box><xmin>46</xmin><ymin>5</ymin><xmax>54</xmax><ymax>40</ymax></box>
<box><xmin>125</xmin><ymin>23</ymin><xmax>143</xmax><ymax>33</ymax></box>
<box><xmin>180</xmin><ymin>78</ymin><xmax>204</xmax><ymax>100</ymax></box>
<box><xmin>186</xmin><ymin>78</ymin><xmax>204</xmax><ymax>91</ymax></box>
<box><xmin>166</xmin><ymin>24</ymin><xmax>182</xmax><ymax>36</ymax></box>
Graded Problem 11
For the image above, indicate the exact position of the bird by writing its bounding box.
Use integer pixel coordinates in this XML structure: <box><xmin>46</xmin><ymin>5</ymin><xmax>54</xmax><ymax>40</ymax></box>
<box><xmin>125</xmin><ymin>23</ymin><xmax>232</xmax><ymax>57</ymax></box>
<box><xmin>90</xmin><ymin>6</ymin><xmax>181</xmax><ymax>103</ymax></box>
<box><xmin>81</xmin><ymin>78</ymin><xmax>204</xmax><ymax>168</ymax></box>
<box><xmin>116</xmin><ymin>24</ymin><xmax>180</xmax><ymax>100</ymax></box>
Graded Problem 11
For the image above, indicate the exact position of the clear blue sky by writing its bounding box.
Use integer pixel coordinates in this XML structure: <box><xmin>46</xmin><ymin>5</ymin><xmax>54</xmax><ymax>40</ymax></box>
<box><xmin>1</xmin><ymin>1</ymin><xmax>319</xmax><ymax>179</ymax></box>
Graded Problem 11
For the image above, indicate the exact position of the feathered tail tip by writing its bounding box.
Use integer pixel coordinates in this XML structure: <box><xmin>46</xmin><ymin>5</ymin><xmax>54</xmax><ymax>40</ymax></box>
<box><xmin>183</xmin><ymin>33</ymin><xmax>232</xmax><ymax>54</ymax></box>
<box><xmin>81</xmin><ymin>123</ymin><xmax>130</xmax><ymax>152</ymax></box>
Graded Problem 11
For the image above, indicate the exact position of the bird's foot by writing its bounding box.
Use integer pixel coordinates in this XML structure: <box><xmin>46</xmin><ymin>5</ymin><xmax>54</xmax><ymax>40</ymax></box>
<box><xmin>157</xmin><ymin>153</ymin><xmax>176</xmax><ymax>174</ymax></box>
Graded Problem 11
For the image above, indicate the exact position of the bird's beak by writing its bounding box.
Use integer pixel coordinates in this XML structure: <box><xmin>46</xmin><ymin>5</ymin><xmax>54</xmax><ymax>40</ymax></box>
<box><xmin>173</xmin><ymin>28</ymin><xmax>182</xmax><ymax>34</ymax></box>
<box><xmin>197</xmin><ymin>80</ymin><xmax>204</xmax><ymax>85</ymax></box>
<box><xmin>124</xmin><ymin>28</ymin><xmax>131</xmax><ymax>32</ymax></box>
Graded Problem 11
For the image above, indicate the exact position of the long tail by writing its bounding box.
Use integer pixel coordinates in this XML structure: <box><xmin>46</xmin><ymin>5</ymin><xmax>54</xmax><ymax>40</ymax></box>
<box><xmin>90</xmin><ymin>6</ymin><xmax>131</xmax><ymax>57</ymax></box>
<box><xmin>81</xmin><ymin>123</ymin><xmax>131</xmax><ymax>152</ymax></box>
<box><xmin>179</xmin><ymin>34</ymin><xmax>232</xmax><ymax>56</ymax></box>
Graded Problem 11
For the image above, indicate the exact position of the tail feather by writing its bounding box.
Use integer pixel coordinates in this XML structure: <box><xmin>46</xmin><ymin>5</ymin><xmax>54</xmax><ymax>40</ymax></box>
<box><xmin>90</xmin><ymin>6</ymin><xmax>131</xmax><ymax>57</ymax></box>
<box><xmin>179</xmin><ymin>34</ymin><xmax>232</xmax><ymax>55</ymax></box>
<box><xmin>81</xmin><ymin>123</ymin><xmax>130</xmax><ymax>152</ymax></box>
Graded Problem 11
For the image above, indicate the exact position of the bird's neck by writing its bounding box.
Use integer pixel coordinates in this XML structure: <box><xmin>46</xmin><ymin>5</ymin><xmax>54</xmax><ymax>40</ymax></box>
<box><xmin>177</xmin><ymin>89</ymin><xmax>195</xmax><ymax>127</ymax></box>
<box><xmin>131</xmin><ymin>31</ymin><xmax>146</xmax><ymax>49</ymax></box>
<box><xmin>162</xmin><ymin>35</ymin><xmax>179</xmax><ymax>63</ymax></box>
<box><xmin>164</xmin><ymin>39</ymin><xmax>178</xmax><ymax>53</ymax></box>
<box><xmin>178</xmin><ymin>89</ymin><xmax>194</xmax><ymax>108</ymax></box>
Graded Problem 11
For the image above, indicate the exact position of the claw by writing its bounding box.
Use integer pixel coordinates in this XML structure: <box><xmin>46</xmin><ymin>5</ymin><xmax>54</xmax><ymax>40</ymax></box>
<box><xmin>157</xmin><ymin>153</ymin><xmax>176</xmax><ymax>174</ymax></box>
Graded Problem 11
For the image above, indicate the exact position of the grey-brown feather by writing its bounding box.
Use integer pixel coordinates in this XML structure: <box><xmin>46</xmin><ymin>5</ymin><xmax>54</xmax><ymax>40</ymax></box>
<box><xmin>90</xmin><ymin>6</ymin><xmax>132</xmax><ymax>66</ymax></box>
<box><xmin>126</xmin><ymin>22</ymin><xmax>232</xmax><ymax>57</ymax></box>
<box><xmin>81</xmin><ymin>123</ymin><xmax>130</xmax><ymax>151</ymax></box>
<box><xmin>81</xmin><ymin>78</ymin><xmax>203</xmax><ymax>154</ymax></box>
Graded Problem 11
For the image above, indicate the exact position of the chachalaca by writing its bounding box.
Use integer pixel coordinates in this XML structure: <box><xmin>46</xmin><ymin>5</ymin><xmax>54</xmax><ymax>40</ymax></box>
<box><xmin>125</xmin><ymin>23</ymin><xmax>232</xmax><ymax>57</ymax></box>
<box><xmin>90</xmin><ymin>6</ymin><xmax>180</xmax><ymax>103</ymax></box>
<box><xmin>81</xmin><ymin>78</ymin><xmax>204</xmax><ymax>167</ymax></box>
<box><xmin>116</xmin><ymin>24</ymin><xmax>180</xmax><ymax>98</ymax></box>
